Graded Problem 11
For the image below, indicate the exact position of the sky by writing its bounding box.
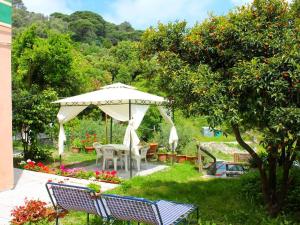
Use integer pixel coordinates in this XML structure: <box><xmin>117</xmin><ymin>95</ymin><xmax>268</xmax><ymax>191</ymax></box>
<box><xmin>21</xmin><ymin>0</ymin><xmax>289</xmax><ymax>30</ymax></box>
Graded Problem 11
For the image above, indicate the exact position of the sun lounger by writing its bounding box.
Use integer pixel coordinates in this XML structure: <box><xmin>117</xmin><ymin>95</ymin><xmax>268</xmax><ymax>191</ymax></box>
<box><xmin>46</xmin><ymin>182</ymin><xmax>110</xmax><ymax>225</ymax></box>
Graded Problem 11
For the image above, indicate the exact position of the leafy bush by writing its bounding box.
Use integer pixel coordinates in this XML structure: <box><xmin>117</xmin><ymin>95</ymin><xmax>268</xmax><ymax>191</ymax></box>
<box><xmin>151</xmin><ymin>112</ymin><xmax>201</xmax><ymax>155</ymax></box>
<box><xmin>65</xmin><ymin>118</ymin><xmax>127</xmax><ymax>147</ymax></box>
<box><xmin>87</xmin><ymin>183</ymin><xmax>101</xmax><ymax>193</ymax></box>
<box><xmin>71</xmin><ymin>138</ymin><xmax>82</xmax><ymax>148</ymax></box>
<box><xmin>239</xmin><ymin>170</ymin><xmax>263</xmax><ymax>204</ymax></box>
<box><xmin>138</xmin><ymin>106</ymin><xmax>162</xmax><ymax>141</ymax></box>
<box><xmin>285</xmin><ymin>168</ymin><xmax>300</xmax><ymax>220</ymax></box>
<box><xmin>25</xmin><ymin>144</ymin><xmax>52</xmax><ymax>161</ymax></box>
<box><xmin>240</xmin><ymin>168</ymin><xmax>300</xmax><ymax>220</ymax></box>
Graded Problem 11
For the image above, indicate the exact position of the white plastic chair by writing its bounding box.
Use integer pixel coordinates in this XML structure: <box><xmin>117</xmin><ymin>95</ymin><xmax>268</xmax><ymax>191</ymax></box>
<box><xmin>117</xmin><ymin>151</ymin><xmax>128</xmax><ymax>171</ymax></box>
<box><xmin>93</xmin><ymin>142</ymin><xmax>102</xmax><ymax>165</ymax></box>
<box><xmin>102</xmin><ymin>146</ymin><xmax>118</xmax><ymax>171</ymax></box>
<box><xmin>132</xmin><ymin>146</ymin><xmax>149</xmax><ymax>171</ymax></box>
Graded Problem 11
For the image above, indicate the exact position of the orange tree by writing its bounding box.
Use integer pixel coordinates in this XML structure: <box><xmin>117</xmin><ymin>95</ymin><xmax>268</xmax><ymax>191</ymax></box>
<box><xmin>140</xmin><ymin>0</ymin><xmax>300</xmax><ymax>216</ymax></box>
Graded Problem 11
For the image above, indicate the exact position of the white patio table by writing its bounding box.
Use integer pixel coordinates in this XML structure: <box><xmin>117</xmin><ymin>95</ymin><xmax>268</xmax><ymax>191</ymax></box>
<box><xmin>101</xmin><ymin>144</ymin><xmax>141</xmax><ymax>171</ymax></box>
<box><xmin>102</xmin><ymin>144</ymin><xmax>129</xmax><ymax>151</ymax></box>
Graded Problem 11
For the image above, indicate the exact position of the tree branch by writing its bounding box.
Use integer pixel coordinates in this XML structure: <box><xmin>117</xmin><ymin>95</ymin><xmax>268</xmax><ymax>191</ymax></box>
<box><xmin>231</xmin><ymin>123</ymin><xmax>261</xmax><ymax>163</ymax></box>
<box><xmin>231</xmin><ymin>123</ymin><xmax>270</xmax><ymax>204</ymax></box>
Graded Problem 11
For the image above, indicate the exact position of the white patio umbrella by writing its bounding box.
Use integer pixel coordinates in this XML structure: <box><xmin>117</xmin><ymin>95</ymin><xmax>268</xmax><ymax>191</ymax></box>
<box><xmin>53</xmin><ymin>83</ymin><xmax>178</xmax><ymax>177</ymax></box>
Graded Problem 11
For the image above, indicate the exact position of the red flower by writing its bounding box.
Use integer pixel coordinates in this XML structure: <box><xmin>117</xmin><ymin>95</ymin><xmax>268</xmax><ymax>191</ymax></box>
<box><xmin>111</xmin><ymin>170</ymin><xmax>117</xmax><ymax>176</ymax></box>
<box><xmin>28</xmin><ymin>161</ymin><xmax>35</xmax><ymax>167</ymax></box>
<box><xmin>37</xmin><ymin>162</ymin><xmax>44</xmax><ymax>167</ymax></box>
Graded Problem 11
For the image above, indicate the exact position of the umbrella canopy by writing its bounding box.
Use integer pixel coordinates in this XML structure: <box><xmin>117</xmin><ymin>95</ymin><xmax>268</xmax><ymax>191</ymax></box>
<box><xmin>54</xmin><ymin>83</ymin><xmax>166</xmax><ymax>106</ymax></box>
<box><xmin>53</xmin><ymin>83</ymin><xmax>178</xmax><ymax>178</ymax></box>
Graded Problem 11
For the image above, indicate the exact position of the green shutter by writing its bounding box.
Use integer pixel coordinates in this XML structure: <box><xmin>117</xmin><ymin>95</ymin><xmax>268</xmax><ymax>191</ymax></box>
<box><xmin>0</xmin><ymin>2</ymin><xmax>12</xmax><ymax>26</ymax></box>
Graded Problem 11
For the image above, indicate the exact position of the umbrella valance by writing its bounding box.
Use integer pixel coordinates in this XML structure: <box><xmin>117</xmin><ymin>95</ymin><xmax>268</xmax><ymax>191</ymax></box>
<box><xmin>54</xmin><ymin>83</ymin><xmax>167</xmax><ymax>106</ymax></box>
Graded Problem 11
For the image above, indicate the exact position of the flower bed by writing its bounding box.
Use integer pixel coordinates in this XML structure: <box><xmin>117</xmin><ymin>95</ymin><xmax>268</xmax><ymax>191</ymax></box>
<box><xmin>19</xmin><ymin>160</ymin><xmax>122</xmax><ymax>184</ymax></box>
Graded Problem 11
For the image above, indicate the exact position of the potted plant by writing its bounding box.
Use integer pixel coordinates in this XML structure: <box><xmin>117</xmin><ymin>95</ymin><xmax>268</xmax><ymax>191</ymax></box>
<box><xmin>157</xmin><ymin>147</ymin><xmax>167</xmax><ymax>162</ymax></box>
<box><xmin>71</xmin><ymin>138</ymin><xmax>81</xmax><ymax>153</ymax></box>
<box><xmin>167</xmin><ymin>151</ymin><xmax>177</xmax><ymax>162</ymax></box>
<box><xmin>176</xmin><ymin>149</ymin><xmax>187</xmax><ymax>163</ymax></box>
<box><xmin>83</xmin><ymin>133</ymin><xmax>97</xmax><ymax>153</ymax></box>
<box><xmin>87</xmin><ymin>182</ymin><xmax>101</xmax><ymax>198</ymax></box>
<box><xmin>186</xmin><ymin>155</ymin><xmax>198</xmax><ymax>164</ymax></box>
<box><xmin>149</xmin><ymin>143</ymin><xmax>158</xmax><ymax>152</ymax></box>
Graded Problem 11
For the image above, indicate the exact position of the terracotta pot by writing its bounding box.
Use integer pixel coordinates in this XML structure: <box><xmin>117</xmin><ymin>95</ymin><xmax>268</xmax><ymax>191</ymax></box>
<box><xmin>176</xmin><ymin>155</ymin><xmax>187</xmax><ymax>163</ymax></box>
<box><xmin>91</xmin><ymin>192</ymin><xmax>102</xmax><ymax>199</ymax></box>
<box><xmin>149</xmin><ymin>143</ymin><xmax>158</xmax><ymax>150</ymax></box>
<box><xmin>167</xmin><ymin>153</ymin><xmax>177</xmax><ymax>162</ymax></box>
<box><xmin>186</xmin><ymin>156</ymin><xmax>197</xmax><ymax>164</ymax></box>
<box><xmin>84</xmin><ymin>146</ymin><xmax>95</xmax><ymax>153</ymax></box>
<box><xmin>71</xmin><ymin>147</ymin><xmax>80</xmax><ymax>153</ymax></box>
<box><xmin>157</xmin><ymin>153</ymin><xmax>167</xmax><ymax>162</ymax></box>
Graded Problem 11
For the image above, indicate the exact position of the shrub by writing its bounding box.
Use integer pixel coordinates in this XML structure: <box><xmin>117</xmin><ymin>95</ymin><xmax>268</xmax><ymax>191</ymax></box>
<box><xmin>65</xmin><ymin>118</ymin><xmax>127</xmax><ymax>146</ymax></box>
<box><xmin>87</xmin><ymin>182</ymin><xmax>101</xmax><ymax>193</ymax></box>
<box><xmin>285</xmin><ymin>168</ymin><xmax>300</xmax><ymax>220</ymax></box>
<box><xmin>239</xmin><ymin>168</ymin><xmax>300</xmax><ymax>220</ymax></box>
<box><xmin>151</xmin><ymin>113</ymin><xmax>201</xmax><ymax>155</ymax></box>
<box><xmin>71</xmin><ymin>137</ymin><xmax>82</xmax><ymax>148</ymax></box>
<box><xmin>239</xmin><ymin>170</ymin><xmax>262</xmax><ymax>204</ymax></box>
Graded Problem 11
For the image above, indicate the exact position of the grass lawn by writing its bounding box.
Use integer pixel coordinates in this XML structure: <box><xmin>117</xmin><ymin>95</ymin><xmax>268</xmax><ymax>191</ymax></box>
<box><xmin>60</xmin><ymin>164</ymin><xmax>296</xmax><ymax>225</ymax></box>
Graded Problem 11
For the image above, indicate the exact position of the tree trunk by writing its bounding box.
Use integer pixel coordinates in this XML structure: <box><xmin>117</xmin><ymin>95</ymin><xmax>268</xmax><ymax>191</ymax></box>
<box><xmin>278</xmin><ymin>140</ymin><xmax>299</xmax><ymax>210</ymax></box>
<box><xmin>231</xmin><ymin>124</ymin><xmax>272</xmax><ymax>214</ymax></box>
<box><xmin>231</xmin><ymin>124</ymin><xmax>299</xmax><ymax>216</ymax></box>
<box><xmin>267</xmin><ymin>146</ymin><xmax>279</xmax><ymax>216</ymax></box>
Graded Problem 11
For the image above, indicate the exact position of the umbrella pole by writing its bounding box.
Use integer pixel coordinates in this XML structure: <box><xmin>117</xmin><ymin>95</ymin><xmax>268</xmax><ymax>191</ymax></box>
<box><xmin>129</xmin><ymin>100</ymin><xmax>132</xmax><ymax>178</ymax></box>
<box><xmin>172</xmin><ymin>104</ymin><xmax>175</xmax><ymax>165</ymax></box>
<box><xmin>105</xmin><ymin>114</ymin><xmax>108</xmax><ymax>144</ymax></box>
<box><xmin>110</xmin><ymin>117</ymin><xmax>113</xmax><ymax>144</ymax></box>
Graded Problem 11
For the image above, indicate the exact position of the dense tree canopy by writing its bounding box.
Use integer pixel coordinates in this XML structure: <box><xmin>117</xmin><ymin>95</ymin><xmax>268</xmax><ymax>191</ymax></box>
<box><xmin>13</xmin><ymin>25</ymin><xmax>88</xmax><ymax>96</ymax></box>
<box><xmin>141</xmin><ymin>0</ymin><xmax>300</xmax><ymax>216</ymax></box>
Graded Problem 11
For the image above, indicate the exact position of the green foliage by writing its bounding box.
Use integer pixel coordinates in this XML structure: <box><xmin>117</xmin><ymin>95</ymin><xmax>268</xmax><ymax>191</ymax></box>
<box><xmin>71</xmin><ymin>138</ymin><xmax>82</xmax><ymax>148</ymax></box>
<box><xmin>240</xmin><ymin>168</ymin><xmax>300</xmax><ymax>222</ymax></box>
<box><xmin>64</xmin><ymin>118</ymin><xmax>127</xmax><ymax>146</ymax></box>
<box><xmin>138</xmin><ymin>106</ymin><xmax>161</xmax><ymax>141</ymax></box>
<box><xmin>285</xmin><ymin>168</ymin><xmax>300</xmax><ymax>218</ymax></box>
<box><xmin>13</xmin><ymin>25</ymin><xmax>88</xmax><ymax>96</ymax></box>
<box><xmin>13</xmin><ymin>87</ymin><xmax>58</xmax><ymax>160</ymax></box>
<box><xmin>69</xmin><ymin>11</ymin><xmax>105</xmax><ymax>43</ymax></box>
<box><xmin>87</xmin><ymin>183</ymin><xmax>101</xmax><ymax>193</ymax></box>
<box><xmin>152</xmin><ymin>113</ymin><xmax>207</xmax><ymax>155</ymax></box>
